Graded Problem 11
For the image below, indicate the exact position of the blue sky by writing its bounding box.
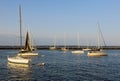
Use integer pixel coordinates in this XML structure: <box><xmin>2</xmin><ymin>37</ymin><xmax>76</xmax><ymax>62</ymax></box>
<box><xmin>0</xmin><ymin>0</ymin><xmax>120</xmax><ymax>46</ymax></box>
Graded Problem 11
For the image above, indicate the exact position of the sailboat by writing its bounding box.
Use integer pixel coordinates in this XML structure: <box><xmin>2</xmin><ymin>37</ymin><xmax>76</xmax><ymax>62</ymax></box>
<box><xmin>61</xmin><ymin>33</ymin><xmax>68</xmax><ymax>51</ymax></box>
<box><xmin>49</xmin><ymin>36</ymin><xmax>57</xmax><ymax>50</ymax></box>
<box><xmin>83</xmin><ymin>41</ymin><xmax>91</xmax><ymax>51</ymax></box>
<box><xmin>83</xmin><ymin>47</ymin><xmax>91</xmax><ymax>51</ymax></box>
<box><xmin>8</xmin><ymin>5</ymin><xmax>31</xmax><ymax>64</ymax></box>
<box><xmin>71</xmin><ymin>33</ymin><xmax>84</xmax><ymax>54</ymax></box>
<box><xmin>83</xmin><ymin>48</ymin><xmax>91</xmax><ymax>51</ymax></box>
<box><xmin>17</xmin><ymin>6</ymin><xmax>38</xmax><ymax>57</ymax></box>
<box><xmin>17</xmin><ymin>30</ymin><xmax>38</xmax><ymax>57</ymax></box>
<box><xmin>87</xmin><ymin>22</ymin><xmax>108</xmax><ymax>56</ymax></box>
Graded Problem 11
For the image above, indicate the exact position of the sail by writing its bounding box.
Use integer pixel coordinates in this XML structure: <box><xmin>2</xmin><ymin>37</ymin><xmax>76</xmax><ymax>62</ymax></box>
<box><xmin>24</xmin><ymin>31</ymin><xmax>32</xmax><ymax>51</ymax></box>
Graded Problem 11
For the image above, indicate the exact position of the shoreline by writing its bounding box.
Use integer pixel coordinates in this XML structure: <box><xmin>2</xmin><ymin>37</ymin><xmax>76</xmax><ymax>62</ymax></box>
<box><xmin>0</xmin><ymin>46</ymin><xmax>120</xmax><ymax>50</ymax></box>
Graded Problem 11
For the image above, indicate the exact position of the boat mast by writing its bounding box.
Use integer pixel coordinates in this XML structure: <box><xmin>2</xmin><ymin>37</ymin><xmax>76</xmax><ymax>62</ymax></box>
<box><xmin>54</xmin><ymin>35</ymin><xmax>56</xmax><ymax>47</ymax></box>
<box><xmin>97</xmin><ymin>22</ymin><xmax>101</xmax><ymax>49</ymax></box>
<box><xmin>19</xmin><ymin>5</ymin><xmax>22</xmax><ymax>49</ymax></box>
<box><xmin>64</xmin><ymin>33</ymin><xmax>66</xmax><ymax>48</ymax></box>
<box><xmin>77</xmin><ymin>32</ymin><xmax>80</xmax><ymax>48</ymax></box>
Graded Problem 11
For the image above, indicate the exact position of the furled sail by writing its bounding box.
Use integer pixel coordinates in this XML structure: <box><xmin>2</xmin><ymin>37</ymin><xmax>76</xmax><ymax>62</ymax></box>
<box><xmin>24</xmin><ymin>31</ymin><xmax>32</xmax><ymax>51</ymax></box>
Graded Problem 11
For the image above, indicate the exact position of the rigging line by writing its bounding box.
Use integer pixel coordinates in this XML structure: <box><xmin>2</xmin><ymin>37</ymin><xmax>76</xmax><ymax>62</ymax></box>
<box><xmin>98</xmin><ymin>22</ymin><xmax>106</xmax><ymax>47</ymax></box>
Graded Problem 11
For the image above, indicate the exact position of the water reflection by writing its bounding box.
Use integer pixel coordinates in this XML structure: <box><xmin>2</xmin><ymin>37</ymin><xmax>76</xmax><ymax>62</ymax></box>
<box><xmin>7</xmin><ymin>62</ymin><xmax>32</xmax><ymax>80</ymax></box>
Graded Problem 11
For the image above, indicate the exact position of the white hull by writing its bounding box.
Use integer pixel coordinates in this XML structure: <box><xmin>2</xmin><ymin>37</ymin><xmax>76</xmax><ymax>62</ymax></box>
<box><xmin>87</xmin><ymin>51</ymin><xmax>108</xmax><ymax>56</ymax></box>
<box><xmin>61</xmin><ymin>47</ymin><xmax>68</xmax><ymax>51</ymax></box>
<box><xmin>8</xmin><ymin>56</ymin><xmax>30</xmax><ymax>64</ymax></box>
<box><xmin>71</xmin><ymin>50</ymin><xmax>84</xmax><ymax>54</ymax></box>
<box><xmin>49</xmin><ymin>47</ymin><xmax>56</xmax><ymax>50</ymax></box>
<box><xmin>83</xmin><ymin>48</ymin><xmax>91</xmax><ymax>51</ymax></box>
<box><xmin>18</xmin><ymin>52</ymin><xmax>38</xmax><ymax>57</ymax></box>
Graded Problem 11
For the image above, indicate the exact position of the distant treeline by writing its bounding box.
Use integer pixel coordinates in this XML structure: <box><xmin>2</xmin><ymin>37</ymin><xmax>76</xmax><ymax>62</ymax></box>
<box><xmin>0</xmin><ymin>45</ymin><xmax>120</xmax><ymax>50</ymax></box>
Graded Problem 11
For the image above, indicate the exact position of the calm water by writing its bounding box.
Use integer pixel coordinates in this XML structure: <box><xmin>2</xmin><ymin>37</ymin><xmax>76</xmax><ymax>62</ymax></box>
<box><xmin>0</xmin><ymin>49</ymin><xmax>120</xmax><ymax>80</ymax></box>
